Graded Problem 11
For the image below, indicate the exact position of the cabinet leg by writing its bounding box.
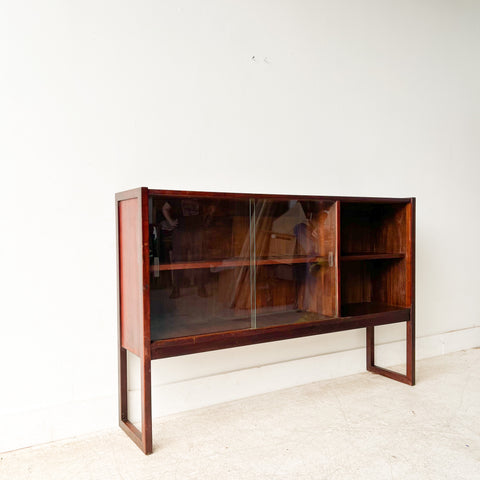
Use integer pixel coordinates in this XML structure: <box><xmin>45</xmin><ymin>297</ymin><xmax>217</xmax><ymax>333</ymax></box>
<box><xmin>119</xmin><ymin>347</ymin><xmax>128</xmax><ymax>422</ymax></box>
<box><xmin>141</xmin><ymin>354</ymin><xmax>152</xmax><ymax>453</ymax></box>
<box><xmin>365</xmin><ymin>319</ymin><xmax>415</xmax><ymax>386</ymax></box>
<box><xmin>119</xmin><ymin>347</ymin><xmax>153</xmax><ymax>454</ymax></box>
<box><xmin>406</xmin><ymin>312</ymin><xmax>416</xmax><ymax>385</ymax></box>
<box><xmin>366</xmin><ymin>326</ymin><xmax>375</xmax><ymax>370</ymax></box>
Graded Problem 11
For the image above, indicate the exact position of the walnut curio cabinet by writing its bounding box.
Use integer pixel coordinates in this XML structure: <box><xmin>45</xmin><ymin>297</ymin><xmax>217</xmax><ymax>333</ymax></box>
<box><xmin>116</xmin><ymin>188</ymin><xmax>416</xmax><ymax>454</ymax></box>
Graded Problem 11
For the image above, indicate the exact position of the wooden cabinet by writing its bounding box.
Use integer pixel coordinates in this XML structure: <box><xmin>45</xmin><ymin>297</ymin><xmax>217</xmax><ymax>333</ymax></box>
<box><xmin>116</xmin><ymin>188</ymin><xmax>415</xmax><ymax>454</ymax></box>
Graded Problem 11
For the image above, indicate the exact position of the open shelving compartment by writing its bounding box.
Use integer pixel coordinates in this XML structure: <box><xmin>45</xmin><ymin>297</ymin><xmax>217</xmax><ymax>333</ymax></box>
<box><xmin>340</xmin><ymin>201</ymin><xmax>413</xmax><ymax>318</ymax></box>
<box><xmin>116</xmin><ymin>188</ymin><xmax>415</xmax><ymax>454</ymax></box>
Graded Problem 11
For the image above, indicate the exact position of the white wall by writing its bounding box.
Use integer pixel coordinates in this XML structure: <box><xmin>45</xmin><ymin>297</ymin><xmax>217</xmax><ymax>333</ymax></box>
<box><xmin>1</xmin><ymin>0</ymin><xmax>479</xmax><ymax>452</ymax></box>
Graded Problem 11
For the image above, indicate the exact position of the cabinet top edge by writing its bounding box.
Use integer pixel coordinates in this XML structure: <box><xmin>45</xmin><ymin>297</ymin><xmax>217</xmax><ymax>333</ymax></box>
<box><xmin>124</xmin><ymin>188</ymin><xmax>414</xmax><ymax>203</ymax></box>
<box><xmin>115</xmin><ymin>187</ymin><xmax>146</xmax><ymax>202</ymax></box>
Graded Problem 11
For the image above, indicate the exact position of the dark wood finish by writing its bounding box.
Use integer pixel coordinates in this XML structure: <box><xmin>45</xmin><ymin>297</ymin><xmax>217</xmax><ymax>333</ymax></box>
<box><xmin>406</xmin><ymin>199</ymin><xmax>416</xmax><ymax>385</ymax></box>
<box><xmin>366</xmin><ymin>323</ymin><xmax>414</xmax><ymax>384</ymax></box>
<box><xmin>365</xmin><ymin>198</ymin><xmax>415</xmax><ymax>386</ymax></box>
<box><xmin>294</xmin><ymin>201</ymin><xmax>337</xmax><ymax>316</ymax></box>
<box><xmin>341</xmin><ymin>253</ymin><xmax>405</xmax><ymax>261</ymax></box>
<box><xmin>119</xmin><ymin>348</ymin><xmax>128</xmax><ymax>422</ymax></box>
<box><xmin>150</xmin><ymin>255</ymin><xmax>326</xmax><ymax>271</ymax></box>
<box><xmin>366</xmin><ymin>326</ymin><xmax>375</xmax><ymax>368</ymax></box>
<box><xmin>340</xmin><ymin>203</ymin><xmax>407</xmax><ymax>255</ymax></box>
<box><xmin>340</xmin><ymin>259</ymin><xmax>407</xmax><ymax>309</ymax></box>
<box><xmin>335</xmin><ymin>201</ymin><xmax>341</xmax><ymax>316</ymax></box>
<box><xmin>341</xmin><ymin>262</ymin><xmax>373</xmax><ymax>306</ymax></box>
<box><xmin>367</xmin><ymin>365</ymin><xmax>413</xmax><ymax>385</ymax></box>
<box><xmin>341</xmin><ymin>302</ymin><xmax>405</xmax><ymax>316</ymax></box>
<box><xmin>340</xmin><ymin>202</ymin><xmax>409</xmax><ymax>311</ymax></box>
<box><xmin>318</xmin><ymin>202</ymin><xmax>337</xmax><ymax>316</ymax></box>
<box><xmin>149</xmin><ymin>189</ymin><xmax>411</xmax><ymax>203</ymax></box>
<box><xmin>116</xmin><ymin>188</ymin><xmax>416</xmax><ymax>454</ymax></box>
<box><xmin>119</xmin><ymin>418</ymin><xmax>145</xmax><ymax>450</ymax></box>
<box><xmin>406</xmin><ymin>313</ymin><xmax>415</xmax><ymax>384</ymax></box>
<box><xmin>140</xmin><ymin>188</ymin><xmax>152</xmax><ymax>454</ymax></box>
<box><xmin>375</xmin><ymin>257</ymin><xmax>407</xmax><ymax>307</ymax></box>
<box><xmin>116</xmin><ymin>188</ymin><xmax>152</xmax><ymax>455</ymax></box>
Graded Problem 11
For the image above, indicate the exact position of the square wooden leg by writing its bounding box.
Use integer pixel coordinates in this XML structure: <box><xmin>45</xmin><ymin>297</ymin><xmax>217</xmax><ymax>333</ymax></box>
<box><xmin>119</xmin><ymin>347</ymin><xmax>153</xmax><ymax>454</ymax></box>
<box><xmin>366</xmin><ymin>316</ymin><xmax>415</xmax><ymax>386</ymax></box>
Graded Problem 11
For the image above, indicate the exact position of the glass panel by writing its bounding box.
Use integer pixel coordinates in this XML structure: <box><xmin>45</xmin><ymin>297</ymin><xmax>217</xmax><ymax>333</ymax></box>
<box><xmin>252</xmin><ymin>199</ymin><xmax>337</xmax><ymax>328</ymax></box>
<box><xmin>149</xmin><ymin>194</ymin><xmax>252</xmax><ymax>340</ymax></box>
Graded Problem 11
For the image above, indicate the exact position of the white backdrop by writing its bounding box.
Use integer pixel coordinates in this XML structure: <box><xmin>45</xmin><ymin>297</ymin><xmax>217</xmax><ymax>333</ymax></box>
<box><xmin>1</xmin><ymin>0</ymin><xmax>479</xmax><ymax>452</ymax></box>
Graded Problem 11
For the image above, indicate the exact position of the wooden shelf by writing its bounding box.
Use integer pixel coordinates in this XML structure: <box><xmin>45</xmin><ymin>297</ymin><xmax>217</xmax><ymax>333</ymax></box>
<box><xmin>151</xmin><ymin>309</ymin><xmax>334</xmax><ymax>341</ymax></box>
<box><xmin>340</xmin><ymin>253</ymin><xmax>405</xmax><ymax>261</ymax></box>
<box><xmin>341</xmin><ymin>302</ymin><xmax>408</xmax><ymax>317</ymax></box>
<box><xmin>150</xmin><ymin>255</ymin><xmax>326</xmax><ymax>272</ymax></box>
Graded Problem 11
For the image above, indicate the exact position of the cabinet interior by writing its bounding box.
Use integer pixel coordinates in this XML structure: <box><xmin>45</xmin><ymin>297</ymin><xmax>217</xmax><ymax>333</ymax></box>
<box><xmin>148</xmin><ymin>195</ymin><xmax>410</xmax><ymax>340</ymax></box>
<box><xmin>340</xmin><ymin>202</ymin><xmax>408</xmax><ymax>316</ymax></box>
<box><xmin>149</xmin><ymin>195</ymin><xmax>338</xmax><ymax>339</ymax></box>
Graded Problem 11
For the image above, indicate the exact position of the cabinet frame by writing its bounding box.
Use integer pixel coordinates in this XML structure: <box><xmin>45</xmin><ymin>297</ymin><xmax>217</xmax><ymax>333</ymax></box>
<box><xmin>116</xmin><ymin>188</ymin><xmax>415</xmax><ymax>454</ymax></box>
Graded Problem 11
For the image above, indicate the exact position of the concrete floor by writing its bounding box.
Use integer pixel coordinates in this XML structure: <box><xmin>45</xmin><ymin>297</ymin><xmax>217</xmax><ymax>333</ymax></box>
<box><xmin>1</xmin><ymin>348</ymin><xmax>479</xmax><ymax>480</ymax></box>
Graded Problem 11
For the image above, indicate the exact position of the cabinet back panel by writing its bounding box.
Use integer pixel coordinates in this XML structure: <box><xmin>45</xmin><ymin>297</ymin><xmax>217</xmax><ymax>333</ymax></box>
<box><xmin>341</xmin><ymin>262</ymin><xmax>373</xmax><ymax>304</ymax></box>
<box><xmin>341</xmin><ymin>259</ymin><xmax>407</xmax><ymax>308</ymax></box>
<box><xmin>372</xmin><ymin>259</ymin><xmax>407</xmax><ymax>307</ymax></box>
<box><xmin>341</xmin><ymin>203</ymin><xmax>407</xmax><ymax>254</ymax></box>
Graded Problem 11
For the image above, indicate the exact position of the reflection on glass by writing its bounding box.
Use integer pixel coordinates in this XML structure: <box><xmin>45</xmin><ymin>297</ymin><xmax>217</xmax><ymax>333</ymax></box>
<box><xmin>252</xmin><ymin>199</ymin><xmax>337</xmax><ymax>328</ymax></box>
<box><xmin>149</xmin><ymin>195</ymin><xmax>338</xmax><ymax>340</ymax></box>
<box><xmin>149</xmin><ymin>195</ymin><xmax>252</xmax><ymax>340</ymax></box>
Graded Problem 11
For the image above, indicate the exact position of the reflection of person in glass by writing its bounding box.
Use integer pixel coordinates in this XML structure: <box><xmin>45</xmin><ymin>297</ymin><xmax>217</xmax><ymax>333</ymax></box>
<box><xmin>162</xmin><ymin>199</ymin><xmax>209</xmax><ymax>299</ymax></box>
<box><xmin>267</xmin><ymin>201</ymin><xmax>329</xmax><ymax>312</ymax></box>
<box><xmin>293</xmin><ymin>206</ymin><xmax>329</xmax><ymax>312</ymax></box>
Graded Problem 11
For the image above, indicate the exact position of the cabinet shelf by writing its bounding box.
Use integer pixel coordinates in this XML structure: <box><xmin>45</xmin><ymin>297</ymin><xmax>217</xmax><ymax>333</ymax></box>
<box><xmin>340</xmin><ymin>253</ymin><xmax>405</xmax><ymax>261</ymax></box>
<box><xmin>341</xmin><ymin>301</ymin><xmax>409</xmax><ymax>317</ymax></box>
<box><xmin>151</xmin><ymin>309</ymin><xmax>334</xmax><ymax>341</ymax></box>
<box><xmin>150</xmin><ymin>255</ymin><xmax>327</xmax><ymax>272</ymax></box>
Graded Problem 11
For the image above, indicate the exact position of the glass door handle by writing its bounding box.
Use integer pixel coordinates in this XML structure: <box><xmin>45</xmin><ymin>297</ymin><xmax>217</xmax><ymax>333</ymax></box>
<box><xmin>328</xmin><ymin>251</ymin><xmax>334</xmax><ymax>267</ymax></box>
